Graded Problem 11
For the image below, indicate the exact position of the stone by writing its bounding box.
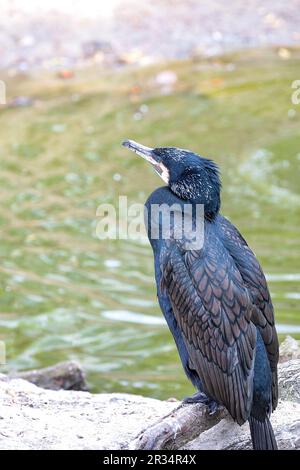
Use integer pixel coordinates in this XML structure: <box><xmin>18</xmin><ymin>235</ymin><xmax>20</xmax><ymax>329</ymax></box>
<box><xmin>0</xmin><ymin>359</ymin><xmax>299</xmax><ymax>450</ymax></box>
<box><xmin>279</xmin><ymin>336</ymin><xmax>300</xmax><ymax>363</ymax></box>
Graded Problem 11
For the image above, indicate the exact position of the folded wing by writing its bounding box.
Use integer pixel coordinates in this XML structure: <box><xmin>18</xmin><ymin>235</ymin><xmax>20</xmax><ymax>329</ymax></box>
<box><xmin>218</xmin><ymin>215</ymin><xmax>279</xmax><ymax>409</ymax></box>
<box><xmin>160</xmin><ymin>234</ymin><xmax>257</xmax><ymax>424</ymax></box>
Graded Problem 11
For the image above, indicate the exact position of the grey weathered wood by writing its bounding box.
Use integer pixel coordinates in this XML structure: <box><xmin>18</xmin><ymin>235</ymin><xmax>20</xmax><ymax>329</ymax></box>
<box><xmin>0</xmin><ymin>359</ymin><xmax>299</xmax><ymax>450</ymax></box>
<box><xmin>129</xmin><ymin>357</ymin><xmax>300</xmax><ymax>450</ymax></box>
<box><xmin>1</xmin><ymin>336</ymin><xmax>298</xmax><ymax>450</ymax></box>
<box><xmin>129</xmin><ymin>402</ymin><xmax>228</xmax><ymax>449</ymax></box>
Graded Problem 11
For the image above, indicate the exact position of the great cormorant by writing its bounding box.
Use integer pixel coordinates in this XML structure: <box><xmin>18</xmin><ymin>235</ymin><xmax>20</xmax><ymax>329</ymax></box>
<box><xmin>122</xmin><ymin>139</ymin><xmax>279</xmax><ymax>450</ymax></box>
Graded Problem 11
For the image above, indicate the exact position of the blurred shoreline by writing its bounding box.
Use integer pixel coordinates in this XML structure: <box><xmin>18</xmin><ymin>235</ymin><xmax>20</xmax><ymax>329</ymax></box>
<box><xmin>1</xmin><ymin>0</ymin><xmax>300</xmax><ymax>72</ymax></box>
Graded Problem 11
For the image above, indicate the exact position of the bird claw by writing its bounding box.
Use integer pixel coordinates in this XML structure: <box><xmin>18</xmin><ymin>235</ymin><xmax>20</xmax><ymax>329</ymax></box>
<box><xmin>182</xmin><ymin>391</ymin><xmax>207</xmax><ymax>404</ymax></box>
<box><xmin>208</xmin><ymin>400</ymin><xmax>218</xmax><ymax>415</ymax></box>
<box><xmin>183</xmin><ymin>391</ymin><xmax>218</xmax><ymax>415</ymax></box>
<box><xmin>182</xmin><ymin>391</ymin><xmax>211</xmax><ymax>405</ymax></box>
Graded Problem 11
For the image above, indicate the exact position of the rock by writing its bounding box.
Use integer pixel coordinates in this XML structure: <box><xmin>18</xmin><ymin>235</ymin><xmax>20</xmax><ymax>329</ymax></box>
<box><xmin>9</xmin><ymin>361</ymin><xmax>88</xmax><ymax>391</ymax></box>
<box><xmin>0</xmin><ymin>376</ymin><xmax>177</xmax><ymax>450</ymax></box>
<box><xmin>279</xmin><ymin>336</ymin><xmax>300</xmax><ymax>363</ymax></box>
<box><xmin>278</xmin><ymin>360</ymin><xmax>300</xmax><ymax>404</ymax></box>
<box><xmin>0</xmin><ymin>359</ymin><xmax>299</xmax><ymax>450</ymax></box>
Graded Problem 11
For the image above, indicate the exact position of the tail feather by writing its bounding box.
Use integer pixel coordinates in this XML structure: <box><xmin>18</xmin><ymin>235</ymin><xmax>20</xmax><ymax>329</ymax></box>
<box><xmin>249</xmin><ymin>415</ymin><xmax>278</xmax><ymax>450</ymax></box>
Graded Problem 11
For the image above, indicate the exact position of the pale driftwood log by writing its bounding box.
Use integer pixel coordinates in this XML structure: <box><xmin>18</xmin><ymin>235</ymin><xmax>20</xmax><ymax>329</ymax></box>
<box><xmin>9</xmin><ymin>361</ymin><xmax>88</xmax><ymax>391</ymax></box>
<box><xmin>130</xmin><ymin>358</ymin><xmax>300</xmax><ymax>450</ymax></box>
<box><xmin>129</xmin><ymin>402</ymin><xmax>228</xmax><ymax>449</ymax></box>
<box><xmin>1</xmin><ymin>336</ymin><xmax>298</xmax><ymax>449</ymax></box>
<box><xmin>0</xmin><ymin>360</ymin><xmax>299</xmax><ymax>449</ymax></box>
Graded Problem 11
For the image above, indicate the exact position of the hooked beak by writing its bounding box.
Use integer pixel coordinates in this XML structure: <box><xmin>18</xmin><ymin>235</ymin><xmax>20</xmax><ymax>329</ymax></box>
<box><xmin>122</xmin><ymin>139</ymin><xmax>169</xmax><ymax>184</ymax></box>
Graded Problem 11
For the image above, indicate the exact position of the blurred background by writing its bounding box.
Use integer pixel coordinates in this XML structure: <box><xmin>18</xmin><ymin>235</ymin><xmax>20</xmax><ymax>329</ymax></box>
<box><xmin>0</xmin><ymin>0</ymin><xmax>299</xmax><ymax>399</ymax></box>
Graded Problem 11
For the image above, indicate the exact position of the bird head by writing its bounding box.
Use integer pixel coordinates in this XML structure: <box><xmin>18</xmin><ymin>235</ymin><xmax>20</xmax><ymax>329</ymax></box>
<box><xmin>122</xmin><ymin>139</ymin><xmax>221</xmax><ymax>219</ymax></box>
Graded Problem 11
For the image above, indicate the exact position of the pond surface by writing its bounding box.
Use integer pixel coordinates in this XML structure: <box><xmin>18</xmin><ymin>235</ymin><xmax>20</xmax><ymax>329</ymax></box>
<box><xmin>0</xmin><ymin>50</ymin><xmax>299</xmax><ymax>399</ymax></box>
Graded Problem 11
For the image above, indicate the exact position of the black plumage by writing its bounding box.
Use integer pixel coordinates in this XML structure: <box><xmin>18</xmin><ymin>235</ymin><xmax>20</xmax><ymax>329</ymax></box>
<box><xmin>122</xmin><ymin>140</ymin><xmax>279</xmax><ymax>450</ymax></box>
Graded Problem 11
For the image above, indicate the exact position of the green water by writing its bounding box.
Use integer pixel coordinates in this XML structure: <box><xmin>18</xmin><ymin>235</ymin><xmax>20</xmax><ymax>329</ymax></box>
<box><xmin>0</xmin><ymin>48</ymin><xmax>299</xmax><ymax>399</ymax></box>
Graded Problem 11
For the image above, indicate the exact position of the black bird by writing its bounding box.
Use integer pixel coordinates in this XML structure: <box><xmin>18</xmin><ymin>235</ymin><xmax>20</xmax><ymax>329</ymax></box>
<box><xmin>122</xmin><ymin>139</ymin><xmax>279</xmax><ymax>450</ymax></box>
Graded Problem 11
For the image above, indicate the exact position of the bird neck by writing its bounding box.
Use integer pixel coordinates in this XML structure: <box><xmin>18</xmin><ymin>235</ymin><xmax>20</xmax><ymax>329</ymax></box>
<box><xmin>144</xmin><ymin>186</ymin><xmax>214</xmax><ymax>252</ymax></box>
<box><xmin>170</xmin><ymin>172</ymin><xmax>221</xmax><ymax>220</ymax></box>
